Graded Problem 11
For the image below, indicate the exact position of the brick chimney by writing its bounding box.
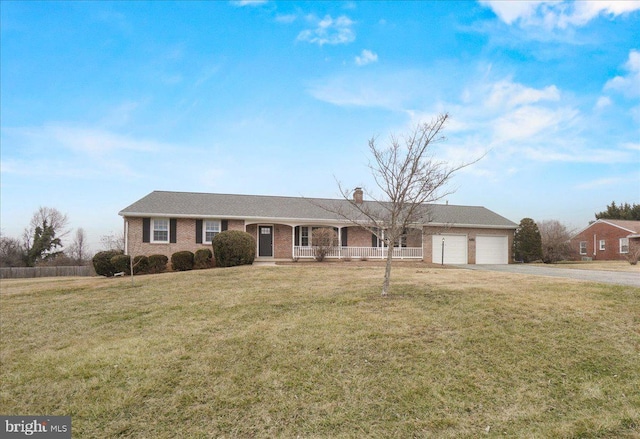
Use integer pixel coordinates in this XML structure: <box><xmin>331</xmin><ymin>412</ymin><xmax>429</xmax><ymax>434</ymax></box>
<box><xmin>353</xmin><ymin>187</ymin><xmax>363</xmax><ymax>204</ymax></box>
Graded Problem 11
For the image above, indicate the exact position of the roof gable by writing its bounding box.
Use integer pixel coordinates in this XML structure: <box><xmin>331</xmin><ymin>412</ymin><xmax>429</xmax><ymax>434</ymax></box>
<box><xmin>119</xmin><ymin>190</ymin><xmax>517</xmax><ymax>228</ymax></box>
<box><xmin>573</xmin><ymin>219</ymin><xmax>640</xmax><ymax>237</ymax></box>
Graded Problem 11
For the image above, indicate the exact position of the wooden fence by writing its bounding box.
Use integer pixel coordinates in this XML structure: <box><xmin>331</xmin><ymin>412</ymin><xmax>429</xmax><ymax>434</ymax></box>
<box><xmin>0</xmin><ymin>266</ymin><xmax>96</xmax><ymax>279</ymax></box>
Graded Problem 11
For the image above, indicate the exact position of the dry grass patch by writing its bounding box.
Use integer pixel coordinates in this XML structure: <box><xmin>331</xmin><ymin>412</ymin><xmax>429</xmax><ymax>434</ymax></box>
<box><xmin>1</xmin><ymin>264</ymin><xmax>639</xmax><ymax>438</ymax></box>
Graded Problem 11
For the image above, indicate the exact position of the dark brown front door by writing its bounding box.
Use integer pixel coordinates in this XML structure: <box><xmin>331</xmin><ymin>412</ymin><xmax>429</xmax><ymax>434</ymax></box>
<box><xmin>258</xmin><ymin>226</ymin><xmax>273</xmax><ymax>257</ymax></box>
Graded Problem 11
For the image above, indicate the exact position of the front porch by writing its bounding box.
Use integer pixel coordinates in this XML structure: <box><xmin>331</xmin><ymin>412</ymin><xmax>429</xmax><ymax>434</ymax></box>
<box><xmin>293</xmin><ymin>246</ymin><xmax>423</xmax><ymax>260</ymax></box>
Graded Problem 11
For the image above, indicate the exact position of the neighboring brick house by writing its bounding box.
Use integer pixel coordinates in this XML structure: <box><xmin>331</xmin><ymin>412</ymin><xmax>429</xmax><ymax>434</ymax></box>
<box><xmin>570</xmin><ymin>219</ymin><xmax>640</xmax><ymax>261</ymax></box>
<box><xmin>119</xmin><ymin>190</ymin><xmax>517</xmax><ymax>265</ymax></box>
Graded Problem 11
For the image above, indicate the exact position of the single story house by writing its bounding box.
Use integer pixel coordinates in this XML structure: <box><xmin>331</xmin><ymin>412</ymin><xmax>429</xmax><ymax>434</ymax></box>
<box><xmin>118</xmin><ymin>190</ymin><xmax>518</xmax><ymax>264</ymax></box>
<box><xmin>570</xmin><ymin>219</ymin><xmax>640</xmax><ymax>261</ymax></box>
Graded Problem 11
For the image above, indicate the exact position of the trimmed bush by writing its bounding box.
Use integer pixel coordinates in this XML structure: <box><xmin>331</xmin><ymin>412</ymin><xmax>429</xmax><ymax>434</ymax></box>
<box><xmin>110</xmin><ymin>254</ymin><xmax>131</xmax><ymax>275</ymax></box>
<box><xmin>148</xmin><ymin>254</ymin><xmax>168</xmax><ymax>274</ymax></box>
<box><xmin>171</xmin><ymin>251</ymin><xmax>194</xmax><ymax>271</ymax></box>
<box><xmin>212</xmin><ymin>230</ymin><xmax>256</xmax><ymax>267</ymax></box>
<box><xmin>133</xmin><ymin>255</ymin><xmax>149</xmax><ymax>274</ymax></box>
<box><xmin>194</xmin><ymin>248</ymin><xmax>213</xmax><ymax>269</ymax></box>
<box><xmin>92</xmin><ymin>250</ymin><xmax>124</xmax><ymax>277</ymax></box>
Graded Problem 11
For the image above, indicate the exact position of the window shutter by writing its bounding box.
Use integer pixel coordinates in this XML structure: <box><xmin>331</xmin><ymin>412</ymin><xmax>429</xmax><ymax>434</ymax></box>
<box><xmin>196</xmin><ymin>220</ymin><xmax>203</xmax><ymax>244</ymax></box>
<box><xmin>341</xmin><ymin>227</ymin><xmax>348</xmax><ymax>247</ymax></box>
<box><xmin>372</xmin><ymin>231</ymin><xmax>378</xmax><ymax>248</ymax></box>
<box><xmin>170</xmin><ymin>219</ymin><xmax>177</xmax><ymax>243</ymax></box>
<box><xmin>294</xmin><ymin>226</ymin><xmax>300</xmax><ymax>246</ymax></box>
<box><xmin>222</xmin><ymin>220</ymin><xmax>228</xmax><ymax>231</ymax></box>
<box><xmin>142</xmin><ymin>218</ymin><xmax>150</xmax><ymax>243</ymax></box>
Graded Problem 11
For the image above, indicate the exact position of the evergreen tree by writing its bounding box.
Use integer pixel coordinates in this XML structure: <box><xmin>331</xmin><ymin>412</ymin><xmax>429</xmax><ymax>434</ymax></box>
<box><xmin>595</xmin><ymin>201</ymin><xmax>640</xmax><ymax>220</ymax></box>
<box><xmin>25</xmin><ymin>220</ymin><xmax>63</xmax><ymax>266</ymax></box>
<box><xmin>513</xmin><ymin>218</ymin><xmax>543</xmax><ymax>263</ymax></box>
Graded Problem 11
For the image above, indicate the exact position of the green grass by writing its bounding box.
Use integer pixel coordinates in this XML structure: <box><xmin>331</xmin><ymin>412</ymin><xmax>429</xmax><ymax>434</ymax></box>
<box><xmin>1</xmin><ymin>264</ymin><xmax>639</xmax><ymax>438</ymax></box>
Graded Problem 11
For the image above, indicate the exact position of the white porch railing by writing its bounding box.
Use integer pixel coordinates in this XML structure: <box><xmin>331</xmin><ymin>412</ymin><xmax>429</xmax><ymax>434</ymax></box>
<box><xmin>294</xmin><ymin>246</ymin><xmax>423</xmax><ymax>260</ymax></box>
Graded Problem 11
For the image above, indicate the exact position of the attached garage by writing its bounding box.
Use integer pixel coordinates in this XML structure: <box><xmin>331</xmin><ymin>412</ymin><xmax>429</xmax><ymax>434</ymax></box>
<box><xmin>476</xmin><ymin>235</ymin><xmax>509</xmax><ymax>264</ymax></box>
<box><xmin>432</xmin><ymin>234</ymin><xmax>468</xmax><ymax>264</ymax></box>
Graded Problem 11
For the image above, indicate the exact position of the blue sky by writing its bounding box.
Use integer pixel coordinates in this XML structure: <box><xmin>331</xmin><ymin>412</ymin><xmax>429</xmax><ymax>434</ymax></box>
<box><xmin>1</xmin><ymin>0</ymin><xmax>639</xmax><ymax>251</ymax></box>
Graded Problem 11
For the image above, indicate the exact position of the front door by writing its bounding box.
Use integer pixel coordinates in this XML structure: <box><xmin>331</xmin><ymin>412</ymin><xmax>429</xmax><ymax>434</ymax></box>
<box><xmin>259</xmin><ymin>226</ymin><xmax>273</xmax><ymax>257</ymax></box>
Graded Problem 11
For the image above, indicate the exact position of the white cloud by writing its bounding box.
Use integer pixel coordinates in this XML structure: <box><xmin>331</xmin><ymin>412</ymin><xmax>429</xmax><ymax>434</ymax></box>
<box><xmin>297</xmin><ymin>15</ymin><xmax>355</xmax><ymax>46</ymax></box>
<box><xmin>595</xmin><ymin>96</ymin><xmax>612</xmax><ymax>110</ymax></box>
<box><xmin>486</xmin><ymin>80</ymin><xmax>560</xmax><ymax>109</ymax></box>
<box><xmin>1</xmin><ymin>124</ymin><xmax>174</xmax><ymax>179</ymax></box>
<box><xmin>493</xmin><ymin>105</ymin><xmax>577</xmax><ymax>144</ymax></box>
<box><xmin>480</xmin><ymin>0</ymin><xmax>640</xmax><ymax>29</ymax></box>
<box><xmin>479</xmin><ymin>1</ymin><xmax>553</xmax><ymax>25</ymax></box>
<box><xmin>231</xmin><ymin>0</ymin><xmax>268</xmax><ymax>7</ymax></box>
<box><xmin>307</xmin><ymin>69</ymin><xmax>426</xmax><ymax>110</ymax></box>
<box><xmin>275</xmin><ymin>14</ymin><xmax>297</xmax><ymax>24</ymax></box>
<box><xmin>575</xmin><ymin>177</ymin><xmax>624</xmax><ymax>189</ymax></box>
<box><xmin>623</xmin><ymin>142</ymin><xmax>640</xmax><ymax>151</ymax></box>
<box><xmin>355</xmin><ymin>49</ymin><xmax>378</xmax><ymax>66</ymax></box>
<box><xmin>604</xmin><ymin>49</ymin><xmax>640</xmax><ymax>98</ymax></box>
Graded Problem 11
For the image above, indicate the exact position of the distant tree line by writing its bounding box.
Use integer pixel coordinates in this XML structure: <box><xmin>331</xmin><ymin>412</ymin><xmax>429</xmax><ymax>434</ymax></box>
<box><xmin>0</xmin><ymin>207</ymin><xmax>96</xmax><ymax>268</ymax></box>
<box><xmin>595</xmin><ymin>201</ymin><xmax>640</xmax><ymax>221</ymax></box>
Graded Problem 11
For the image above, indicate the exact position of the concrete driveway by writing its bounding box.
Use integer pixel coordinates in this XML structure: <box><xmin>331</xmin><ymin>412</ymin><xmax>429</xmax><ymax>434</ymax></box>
<box><xmin>457</xmin><ymin>264</ymin><xmax>640</xmax><ymax>287</ymax></box>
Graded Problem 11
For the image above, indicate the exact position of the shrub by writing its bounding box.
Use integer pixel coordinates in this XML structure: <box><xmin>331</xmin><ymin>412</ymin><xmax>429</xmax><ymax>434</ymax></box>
<box><xmin>92</xmin><ymin>250</ymin><xmax>123</xmax><ymax>277</ymax></box>
<box><xmin>171</xmin><ymin>251</ymin><xmax>194</xmax><ymax>271</ymax></box>
<box><xmin>194</xmin><ymin>248</ymin><xmax>213</xmax><ymax>269</ymax></box>
<box><xmin>110</xmin><ymin>254</ymin><xmax>131</xmax><ymax>275</ymax></box>
<box><xmin>312</xmin><ymin>227</ymin><xmax>338</xmax><ymax>262</ymax></box>
<box><xmin>212</xmin><ymin>231</ymin><xmax>256</xmax><ymax>267</ymax></box>
<box><xmin>148</xmin><ymin>254</ymin><xmax>168</xmax><ymax>274</ymax></box>
<box><xmin>133</xmin><ymin>255</ymin><xmax>149</xmax><ymax>274</ymax></box>
<box><xmin>626</xmin><ymin>248</ymin><xmax>640</xmax><ymax>265</ymax></box>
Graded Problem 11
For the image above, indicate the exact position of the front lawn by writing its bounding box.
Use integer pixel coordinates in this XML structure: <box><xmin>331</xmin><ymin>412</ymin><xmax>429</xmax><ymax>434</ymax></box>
<box><xmin>1</xmin><ymin>264</ymin><xmax>638</xmax><ymax>438</ymax></box>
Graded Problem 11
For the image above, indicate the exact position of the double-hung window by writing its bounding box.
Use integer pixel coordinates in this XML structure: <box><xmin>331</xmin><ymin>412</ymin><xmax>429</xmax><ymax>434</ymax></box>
<box><xmin>204</xmin><ymin>220</ymin><xmax>221</xmax><ymax>243</ymax></box>
<box><xmin>620</xmin><ymin>238</ymin><xmax>629</xmax><ymax>254</ymax></box>
<box><xmin>579</xmin><ymin>241</ymin><xmax>587</xmax><ymax>255</ymax></box>
<box><xmin>152</xmin><ymin>219</ymin><xmax>169</xmax><ymax>243</ymax></box>
<box><xmin>599</xmin><ymin>240</ymin><xmax>606</xmax><ymax>251</ymax></box>
<box><xmin>301</xmin><ymin>227</ymin><xmax>310</xmax><ymax>246</ymax></box>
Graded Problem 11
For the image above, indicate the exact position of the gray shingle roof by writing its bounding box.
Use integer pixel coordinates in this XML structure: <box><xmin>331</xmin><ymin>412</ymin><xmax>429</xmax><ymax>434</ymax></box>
<box><xmin>119</xmin><ymin>191</ymin><xmax>517</xmax><ymax>228</ymax></box>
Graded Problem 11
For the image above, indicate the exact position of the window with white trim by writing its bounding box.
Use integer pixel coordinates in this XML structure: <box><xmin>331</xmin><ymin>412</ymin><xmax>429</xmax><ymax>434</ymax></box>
<box><xmin>599</xmin><ymin>240</ymin><xmax>606</xmax><ymax>251</ymax></box>
<box><xmin>579</xmin><ymin>241</ymin><xmax>587</xmax><ymax>255</ymax></box>
<box><xmin>620</xmin><ymin>238</ymin><xmax>629</xmax><ymax>254</ymax></box>
<box><xmin>152</xmin><ymin>218</ymin><xmax>169</xmax><ymax>243</ymax></box>
<box><xmin>204</xmin><ymin>220</ymin><xmax>221</xmax><ymax>243</ymax></box>
<box><xmin>300</xmin><ymin>226</ymin><xmax>310</xmax><ymax>246</ymax></box>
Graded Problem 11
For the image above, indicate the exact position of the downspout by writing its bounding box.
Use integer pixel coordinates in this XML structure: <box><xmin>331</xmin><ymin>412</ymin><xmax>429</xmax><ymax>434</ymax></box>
<box><xmin>593</xmin><ymin>233</ymin><xmax>596</xmax><ymax>258</ymax></box>
<box><xmin>125</xmin><ymin>220</ymin><xmax>129</xmax><ymax>256</ymax></box>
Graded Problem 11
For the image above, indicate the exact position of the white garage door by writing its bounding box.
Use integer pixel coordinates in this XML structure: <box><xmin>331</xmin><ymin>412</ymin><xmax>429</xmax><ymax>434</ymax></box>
<box><xmin>476</xmin><ymin>235</ymin><xmax>509</xmax><ymax>264</ymax></box>
<box><xmin>432</xmin><ymin>235</ymin><xmax>467</xmax><ymax>264</ymax></box>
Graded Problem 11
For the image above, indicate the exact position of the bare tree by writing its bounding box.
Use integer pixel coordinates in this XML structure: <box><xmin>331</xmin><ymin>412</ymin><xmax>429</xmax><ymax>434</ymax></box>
<box><xmin>327</xmin><ymin>113</ymin><xmax>478</xmax><ymax>295</ymax></box>
<box><xmin>537</xmin><ymin>220</ymin><xmax>574</xmax><ymax>263</ymax></box>
<box><xmin>312</xmin><ymin>227</ymin><xmax>338</xmax><ymax>262</ymax></box>
<box><xmin>67</xmin><ymin>228</ymin><xmax>91</xmax><ymax>264</ymax></box>
<box><xmin>0</xmin><ymin>233</ymin><xmax>26</xmax><ymax>267</ymax></box>
<box><xmin>100</xmin><ymin>231</ymin><xmax>125</xmax><ymax>252</ymax></box>
<box><xmin>22</xmin><ymin>207</ymin><xmax>70</xmax><ymax>266</ymax></box>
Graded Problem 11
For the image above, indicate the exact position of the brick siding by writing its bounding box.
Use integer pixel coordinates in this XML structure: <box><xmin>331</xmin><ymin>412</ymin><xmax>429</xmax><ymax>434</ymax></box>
<box><xmin>125</xmin><ymin>216</ymin><xmax>515</xmax><ymax>264</ymax></box>
<box><xmin>570</xmin><ymin>222</ymin><xmax>637</xmax><ymax>261</ymax></box>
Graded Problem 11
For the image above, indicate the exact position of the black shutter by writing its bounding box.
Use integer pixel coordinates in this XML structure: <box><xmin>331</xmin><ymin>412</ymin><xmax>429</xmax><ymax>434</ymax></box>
<box><xmin>170</xmin><ymin>219</ymin><xmax>177</xmax><ymax>243</ymax></box>
<box><xmin>142</xmin><ymin>218</ymin><xmax>150</xmax><ymax>243</ymax></box>
<box><xmin>341</xmin><ymin>227</ymin><xmax>348</xmax><ymax>247</ymax></box>
<box><xmin>294</xmin><ymin>226</ymin><xmax>300</xmax><ymax>246</ymax></box>
<box><xmin>372</xmin><ymin>231</ymin><xmax>378</xmax><ymax>248</ymax></box>
<box><xmin>222</xmin><ymin>220</ymin><xmax>228</xmax><ymax>231</ymax></box>
<box><xmin>196</xmin><ymin>219</ymin><xmax>203</xmax><ymax>244</ymax></box>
